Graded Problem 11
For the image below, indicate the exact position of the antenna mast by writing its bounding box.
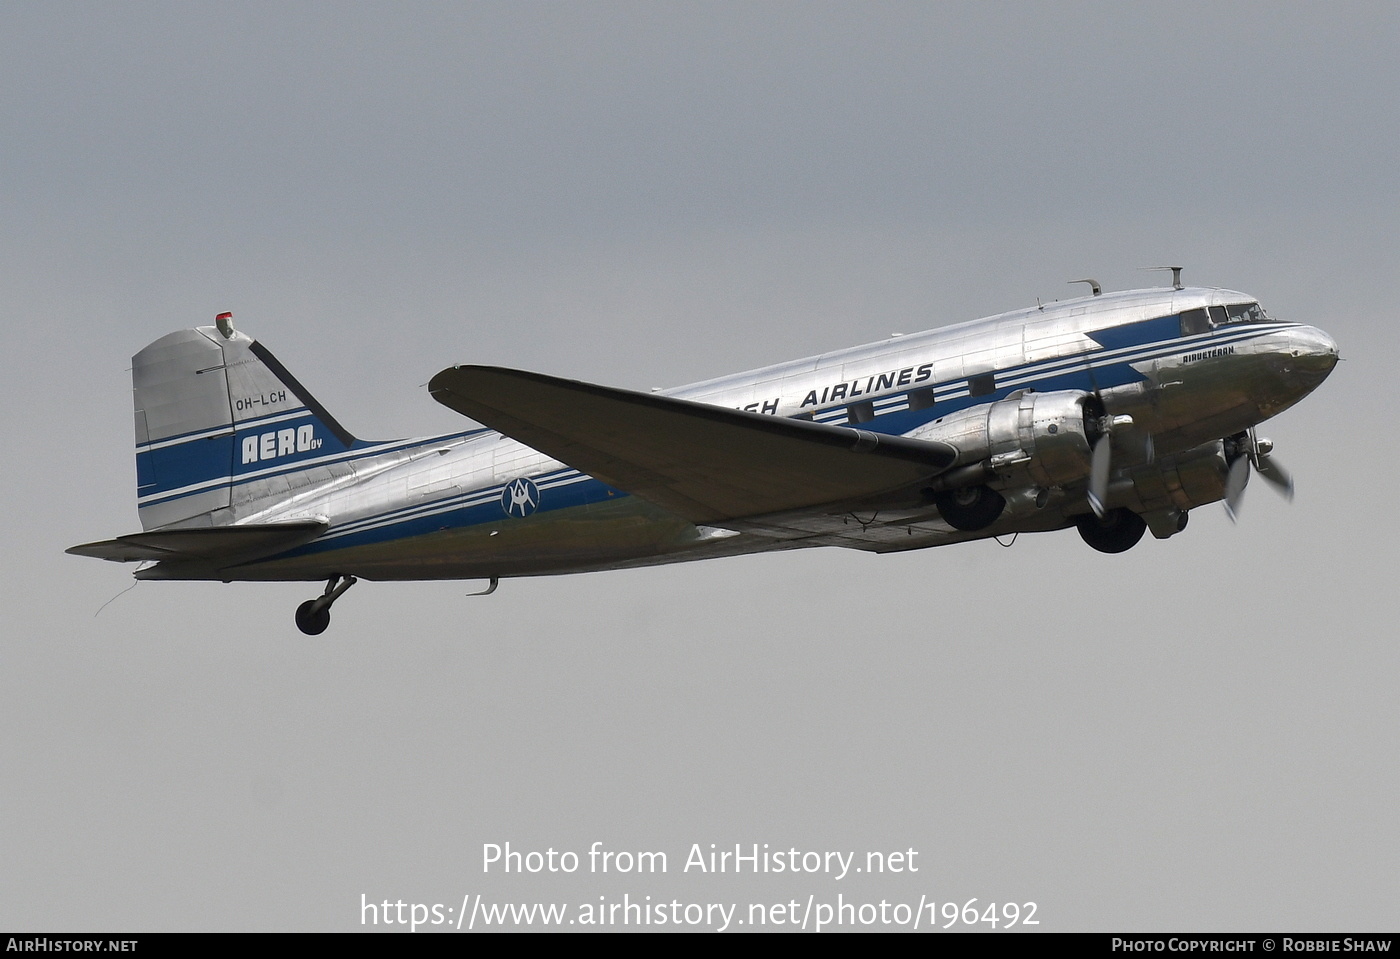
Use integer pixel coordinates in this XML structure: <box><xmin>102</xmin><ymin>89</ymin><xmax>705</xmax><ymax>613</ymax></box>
<box><xmin>1145</xmin><ymin>266</ymin><xmax>1184</xmax><ymax>290</ymax></box>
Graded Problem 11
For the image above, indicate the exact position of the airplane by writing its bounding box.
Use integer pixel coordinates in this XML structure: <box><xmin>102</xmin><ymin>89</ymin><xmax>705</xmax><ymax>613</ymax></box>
<box><xmin>68</xmin><ymin>271</ymin><xmax>1339</xmax><ymax>634</ymax></box>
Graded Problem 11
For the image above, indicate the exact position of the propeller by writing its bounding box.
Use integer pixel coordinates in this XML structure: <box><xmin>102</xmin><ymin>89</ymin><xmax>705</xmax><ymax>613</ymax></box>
<box><xmin>1086</xmin><ymin>408</ymin><xmax>1142</xmax><ymax>519</ymax></box>
<box><xmin>1079</xmin><ymin>345</ymin><xmax>1153</xmax><ymax>520</ymax></box>
<box><xmin>1223</xmin><ymin>428</ymin><xmax>1294</xmax><ymax>521</ymax></box>
<box><xmin>1088</xmin><ymin>429</ymin><xmax>1112</xmax><ymax>518</ymax></box>
<box><xmin>1078</xmin><ymin>341</ymin><xmax>1156</xmax><ymax>520</ymax></box>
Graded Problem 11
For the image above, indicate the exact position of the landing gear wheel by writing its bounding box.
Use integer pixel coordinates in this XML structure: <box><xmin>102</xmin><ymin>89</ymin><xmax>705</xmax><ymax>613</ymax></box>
<box><xmin>933</xmin><ymin>485</ymin><xmax>1006</xmax><ymax>531</ymax></box>
<box><xmin>1076</xmin><ymin>508</ymin><xmax>1147</xmax><ymax>554</ymax></box>
<box><xmin>293</xmin><ymin>574</ymin><xmax>357</xmax><ymax>635</ymax></box>
<box><xmin>295</xmin><ymin>600</ymin><xmax>331</xmax><ymax>635</ymax></box>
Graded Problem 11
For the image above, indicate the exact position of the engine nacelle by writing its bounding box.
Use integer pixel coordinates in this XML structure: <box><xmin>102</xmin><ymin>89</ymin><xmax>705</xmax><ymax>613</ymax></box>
<box><xmin>1126</xmin><ymin>441</ymin><xmax>1230</xmax><ymax>514</ymax></box>
<box><xmin>908</xmin><ymin>389</ymin><xmax>1098</xmax><ymax>489</ymax></box>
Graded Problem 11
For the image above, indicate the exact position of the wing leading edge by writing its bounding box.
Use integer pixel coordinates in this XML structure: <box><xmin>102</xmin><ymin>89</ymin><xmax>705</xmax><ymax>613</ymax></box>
<box><xmin>428</xmin><ymin>366</ymin><xmax>957</xmax><ymax>524</ymax></box>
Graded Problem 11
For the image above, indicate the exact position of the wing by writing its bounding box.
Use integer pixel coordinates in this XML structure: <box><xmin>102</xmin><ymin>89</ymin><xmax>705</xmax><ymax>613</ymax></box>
<box><xmin>67</xmin><ymin>520</ymin><xmax>328</xmax><ymax>564</ymax></box>
<box><xmin>428</xmin><ymin>366</ymin><xmax>957</xmax><ymax>524</ymax></box>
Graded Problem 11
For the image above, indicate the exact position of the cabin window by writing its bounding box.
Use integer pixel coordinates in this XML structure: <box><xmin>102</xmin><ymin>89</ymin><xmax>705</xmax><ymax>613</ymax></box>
<box><xmin>847</xmin><ymin>400</ymin><xmax>874</xmax><ymax>424</ymax></box>
<box><xmin>907</xmin><ymin>387</ymin><xmax>936</xmax><ymax>411</ymax></box>
<box><xmin>968</xmin><ymin>373</ymin><xmax>995</xmax><ymax>397</ymax></box>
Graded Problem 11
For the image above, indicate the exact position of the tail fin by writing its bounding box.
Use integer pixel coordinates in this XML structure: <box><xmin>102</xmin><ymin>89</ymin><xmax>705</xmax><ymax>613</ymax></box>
<box><xmin>134</xmin><ymin>321</ymin><xmax>360</xmax><ymax>530</ymax></box>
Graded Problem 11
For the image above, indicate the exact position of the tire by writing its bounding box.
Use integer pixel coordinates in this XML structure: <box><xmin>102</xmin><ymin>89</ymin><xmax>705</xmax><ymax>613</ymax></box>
<box><xmin>1076</xmin><ymin>508</ymin><xmax>1147</xmax><ymax>554</ymax></box>
<box><xmin>295</xmin><ymin>600</ymin><xmax>331</xmax><ymax>635</ymax></box>
<box><xmin>933</xmin><ymin>485</ymin><xmax>1006</xmax><ymax>531</ymax></box>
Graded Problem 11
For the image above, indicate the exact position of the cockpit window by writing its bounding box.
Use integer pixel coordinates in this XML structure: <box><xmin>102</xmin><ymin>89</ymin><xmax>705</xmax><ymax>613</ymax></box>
<box><xmin>1180</xmin><ymin>308</ymin><xmax>1209</xmax><ymax>335</ymax></box>
<box><xmin>1179</xmin><ymin>301</ymin><xmax>1271</xmax><ymax>336</ymax></box>
<box><xmin>1224</xmin><ymin>302</ymin><xmax>1269</xmax><ymax>324</ymax></box>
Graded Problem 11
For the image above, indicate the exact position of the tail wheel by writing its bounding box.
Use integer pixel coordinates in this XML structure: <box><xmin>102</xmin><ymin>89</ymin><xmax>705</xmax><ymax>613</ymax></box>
<box><xmin>933</xmin><ymin>485</ymin><xmax>1006</xmax><ymax>531</ymax></box>
<box><xmin>295</xmin><ymin>600</ymin><xmax>331</xmax><ymax>635</ymax></box>
<box><xmin>294</xmin><ymin>574</ymin><xmax>356</xmax><ymax>635</ymax></box>
<box><xmin>1076</xmin><ymin>508</ymin><xmax>1147</xmax><ymax>553</ymax></box>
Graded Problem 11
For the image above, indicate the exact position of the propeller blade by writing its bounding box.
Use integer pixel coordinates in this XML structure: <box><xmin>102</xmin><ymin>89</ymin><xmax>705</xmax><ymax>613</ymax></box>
<box><xmin>1088</xmin><ymin>434</ymin><xmax>1112</xmax><ymax>519</ymax></box>
<box><xmin>1224</xmin><ymin>453</ymin><xmax>1250</xmax><ymax>522</ymax></box>
<box><xmin>1254</xmin><ymin>454</ymin><xmax>1294</xmax><ymax>501</ymax></box>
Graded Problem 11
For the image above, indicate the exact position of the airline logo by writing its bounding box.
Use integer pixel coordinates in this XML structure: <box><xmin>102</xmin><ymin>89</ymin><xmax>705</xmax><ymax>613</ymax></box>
<box><xmin>502</xmin><ymin>477</ymin><xmax>541</xmax><ymax>518</ymax></box>
<box><xmin>241</xmin><ymin>424</ymin><xmax>323</xmax><ymax>464</ymax></box>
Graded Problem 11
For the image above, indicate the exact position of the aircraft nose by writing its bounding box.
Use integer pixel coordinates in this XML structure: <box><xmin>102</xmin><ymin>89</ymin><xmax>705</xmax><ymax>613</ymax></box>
<box><xmin>1286</xmin><ymin>326</ymin><xmax>1340</xmax><ymax>383</ymax></box>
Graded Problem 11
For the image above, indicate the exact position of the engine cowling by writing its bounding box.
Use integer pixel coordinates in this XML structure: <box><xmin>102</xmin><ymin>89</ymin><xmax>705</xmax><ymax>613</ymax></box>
<box><xmin>1126</xmin><ymin>441</ymin><xmax>1230</xmax><ymax>514</ymax></box>
<box><xmin>908</xmin><ymin>389</ymin><xmax>1099</xmax><ymax>490</ymax></box>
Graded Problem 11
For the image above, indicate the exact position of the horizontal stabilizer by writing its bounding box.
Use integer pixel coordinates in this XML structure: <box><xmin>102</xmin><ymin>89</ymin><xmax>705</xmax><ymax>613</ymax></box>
<box><xmin>428</xmin><ymin>366</ymin><xmax>957</xmax><ymax>523</ymax></box>
<box><xmin>67</xmin><ymin>520</ymin><xmax>327</xmax><ymax>564</ymax></box>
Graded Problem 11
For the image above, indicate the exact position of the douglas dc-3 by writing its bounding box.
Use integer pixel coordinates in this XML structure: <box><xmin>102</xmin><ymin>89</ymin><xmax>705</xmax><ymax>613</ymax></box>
<box><xmin>70</xmin><ymin>271</ymin><xmax>1338</xmax><ymax>634</ymax></box>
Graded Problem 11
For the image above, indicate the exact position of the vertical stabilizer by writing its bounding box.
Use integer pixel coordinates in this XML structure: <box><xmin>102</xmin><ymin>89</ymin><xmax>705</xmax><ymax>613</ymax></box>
<box><xmin>134</xmin><ymin>324</ymin><xmax>360</xmax><ymax>530</ymax></box>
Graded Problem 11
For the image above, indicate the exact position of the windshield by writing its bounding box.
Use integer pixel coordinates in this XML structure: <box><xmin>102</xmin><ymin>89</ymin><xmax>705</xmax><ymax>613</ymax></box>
<box><xmin>1223</xmin><ymin>302</ymin><xmax>1269</xmax><ymax>324</ymax></box>
<box><xmin>1179</xmin><ymin>301</ymin><xmax>1271</xmax><ymax>335</ymax></box>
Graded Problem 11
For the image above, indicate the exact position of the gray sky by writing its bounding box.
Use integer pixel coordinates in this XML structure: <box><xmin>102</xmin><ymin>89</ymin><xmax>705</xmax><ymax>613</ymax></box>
<box><xmin>3</xmin><ymin>1</ymin><xmax>1396</xmax><ymax>932</ymax></box>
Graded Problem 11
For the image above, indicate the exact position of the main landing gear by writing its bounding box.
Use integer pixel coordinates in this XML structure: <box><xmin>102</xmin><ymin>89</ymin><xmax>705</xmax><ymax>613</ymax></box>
<box><xmin>932</xmin><ymin>485</ymin><xmax>1006</xmax><ymax>531</ymax></box>
<box><xmin>295</xmin><ymin>574</ymin><xmax>357</xmax><ymax>635</ymax></box>
<box><xmin>1075</xmin><ymin>508</ymin><xmax>1147</xmax><ymax>554</ymax></box>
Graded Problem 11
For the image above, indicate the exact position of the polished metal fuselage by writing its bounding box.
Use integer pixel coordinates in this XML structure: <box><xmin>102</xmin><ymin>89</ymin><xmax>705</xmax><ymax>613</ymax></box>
<box><xmin>140</xmin><ymin>286</ymin><xmax>1338</xmax><ymax>582</ymax></box>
